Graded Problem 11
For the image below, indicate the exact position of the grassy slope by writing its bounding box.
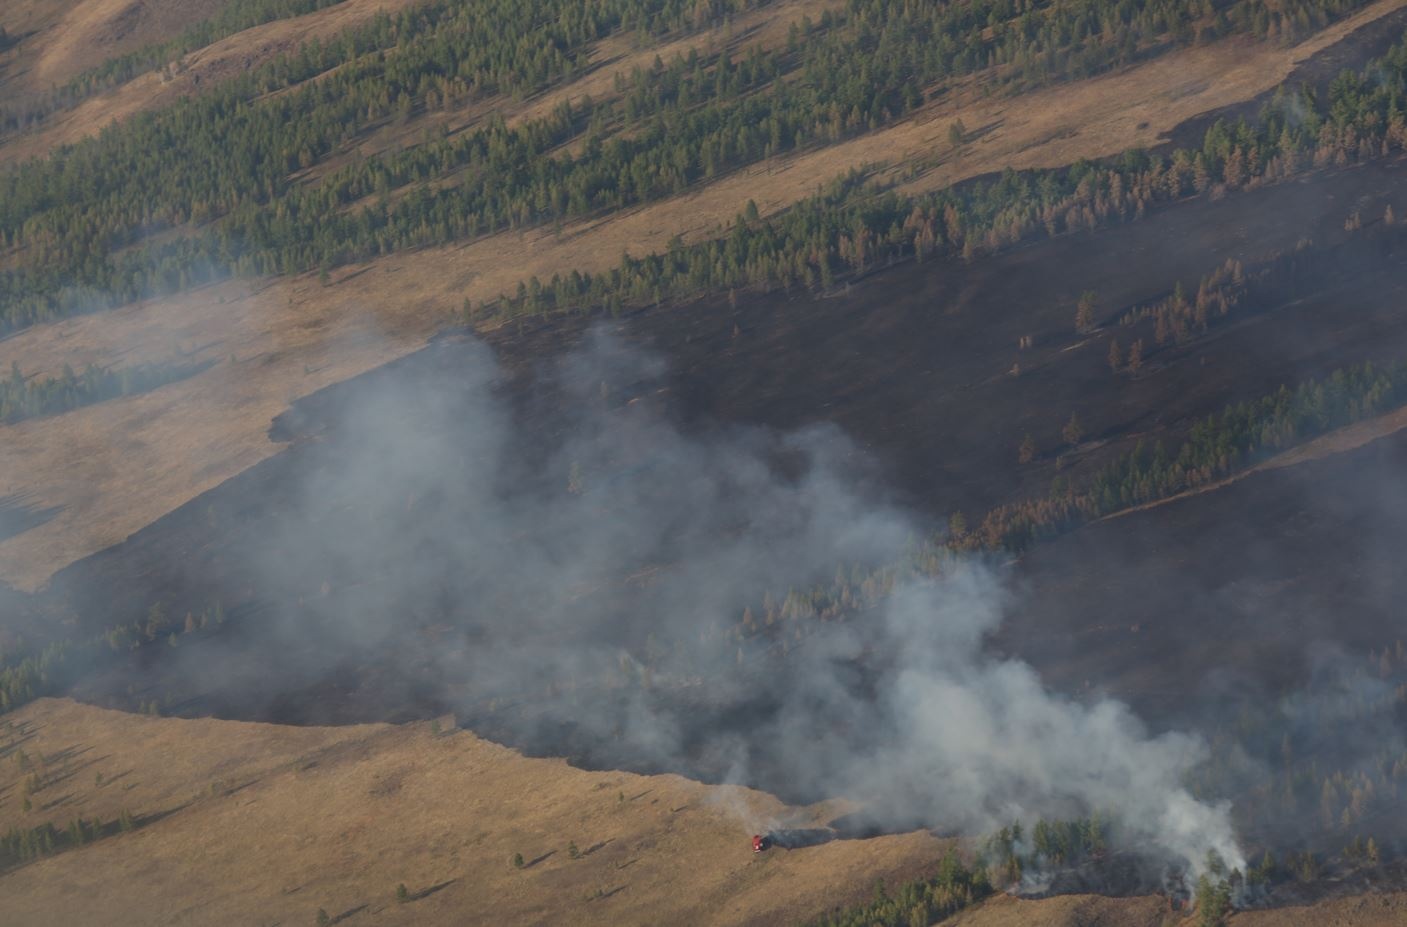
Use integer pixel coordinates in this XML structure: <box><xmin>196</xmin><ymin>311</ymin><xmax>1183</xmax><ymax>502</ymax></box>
<box><xmin>1</xmin><ymin>0</ymin><xmax>1404</xmax><ymax>590</ymax></box>
<box><xmin>0</xmin><ymin>0</ymin><xmax>236</xmax><ymax>104</ymax></box>
<box><xmin>0</xmin><ymin>0</ymin><xmax>430</xmax><ymax>167</ymax></box>
<box><xmin>3</xmin><ymin>7</ymin><xmax>1407</xmax><ymax>925</ymax></box>
<box><xmin>0</xmin><ymin>699</ymin><xmax>944</xmax><ymax>926</ymax></box>
<box><xmin>1</xmin><ymin>700</ymin><xmax>1402</xmax><ymax>924</ymax></box>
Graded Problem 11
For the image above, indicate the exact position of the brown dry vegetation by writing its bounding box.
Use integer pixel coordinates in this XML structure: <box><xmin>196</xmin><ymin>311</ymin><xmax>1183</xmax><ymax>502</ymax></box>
<box><xmin>0</xmin><ymin>0</ymin><xmax>234</xmax><ymax>94</ymax></box>
<box><xmin>0</xmin><ymin>0</ymin><xmax>837</xmax><ymax>176</ymax></box>
<box><xmin>0</xmin><ymin>0</ymin><xmax>429</xmax><ymax>166</ymax></box>
<box><xmin>1</xmin><ymin>1</ymin><xmax>1404</xmax><ymax>591</ymax></box>
<box><xmin>4</xmin><ymin>5</ymin><xmax>1407</xmax><ymax>926</ymax></box>
<box><xmin>0</xmin><ymin>698</ymin><xmax>945</xmax><ymax>926</ymax></box>
<box><xmin>2</xmin><ymin>699</ymin><xmax>1403</xmax><ymax>924</ymax></box>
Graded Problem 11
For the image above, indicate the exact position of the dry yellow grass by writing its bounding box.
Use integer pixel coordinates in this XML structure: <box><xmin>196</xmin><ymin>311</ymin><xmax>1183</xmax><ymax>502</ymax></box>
<box><xmin>1</xmin><ymin>699</ymin><xmax>1403</xmax><ymax>925</ymax></box>
<box><xmin>0</xmin><ymin>698</ymin><xmax>946</xmax><ymax>926</ymax></box>
<box><xmin>1</xmin><ymin>0</ymin><xmax>232</xmax><ymax>93</ymax></box>
<box><xmin>0</xmin><ymin>0</ymin><xmax>834</xmax><ymax>172</ymax></box>
<box><xmin>1</xmin><ymin>1</ymin><xmax>1404</xmax><ymax>591</ymax></box>
<box><xmin>509</xmin><ymin>0</ymin><xmax>841</xmax><ymax>131</ymax></box>
<box><xmin>0</xmin><ymin>0</ymin><xmax>428</xmax><ymax>166</ymax></box>
<box><xmin>28</xmin><ymin>0</ymin><xmax>234</xmax><ymax>88</ymax></box>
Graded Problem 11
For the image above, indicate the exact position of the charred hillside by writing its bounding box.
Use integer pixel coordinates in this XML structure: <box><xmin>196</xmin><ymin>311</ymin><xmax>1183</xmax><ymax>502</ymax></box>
<box><xmin>0</xmin><ymin>147</ymin><xmax>1399</xmax><ymax>884</ymax></box>
<box><xmin>5</xmin><ymin>1</ymin><xmax>1407</xmax><ymax>924</ymax></box>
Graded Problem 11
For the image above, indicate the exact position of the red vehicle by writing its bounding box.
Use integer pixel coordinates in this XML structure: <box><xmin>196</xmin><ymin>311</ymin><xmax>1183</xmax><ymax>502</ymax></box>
<box><xmin>752</xmin><ymin>834</ymin><xmax>769</xmax><ymax>853</ymax></box>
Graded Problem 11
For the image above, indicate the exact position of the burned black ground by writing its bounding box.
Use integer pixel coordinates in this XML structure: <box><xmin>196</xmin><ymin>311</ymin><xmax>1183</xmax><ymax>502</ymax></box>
<box><xmin>4</xmin><ymin>158</ymin><xmax>1406</xmax><ymax>877</ymax></box>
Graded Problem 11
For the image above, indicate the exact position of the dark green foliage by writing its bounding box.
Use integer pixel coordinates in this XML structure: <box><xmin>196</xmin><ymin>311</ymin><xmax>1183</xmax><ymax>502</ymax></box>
<box><xmin>971</xmin><ymin>360</ymin><xmax>1407</xmax><ymax>551</ymax></box>
<box><xmin>0</xmin><ymin>811</ymin><xmax>136</xmax><ymax>869</ymax></box>
<box><xmin>806</xmin><ymin>850</ymin><xmax>990</xmax><ymax>927</ymax></box>
<box><xmin>493</xmin><ymin>47</ymin><xmax>1407</xmax><ymax>322</ymax></box>
<box><xmin>1195</xmin><ymin>869</ymin><xmax>1233</xmax><ymax>926</ymax></box>
<box><xmin>0</xmin><ymin>0</ymin><xmax>756</xmax><ymax>328</ymax></box>
<box><xmin>0</xmin><ymin>641</ymin><xmax>74</xmax><ymax>713</ymax></box>
<box><xmin>1091</xmin><ymin>362</ymin><xmax>1407</xmax><ymax>507</ymax></box>
<box><xmin>1030</xmin><ymin>815</ymin><xmax>1107</xmax><ymax>865</ymax></box>
<box><xmin>1</xmin><ymin>0</ymin><xmax>353</xmax><ymax>132</ymax></box>
<box><xmin>0</xmin><ymin>600</ymin><xmax>223</xmax><ymax>714</ymax></box>
<box><xmin>0</xmin><ymin>361</ymin><xmax>191</xmax><ymax>423</ymax></box>
<box><xmin>0</xmin><ymin>0</ymin><xmax>1383</xmax><ymax>332</ymax></box>
<box><xmin>979</xmin><ymin>815</ymin><xmax>1109</xmax><ymax>889</ymax></box>
<box><xmin>395</xmin><ymin>882</ymin><xmax>409</xmax><ymax>902</ymax></box>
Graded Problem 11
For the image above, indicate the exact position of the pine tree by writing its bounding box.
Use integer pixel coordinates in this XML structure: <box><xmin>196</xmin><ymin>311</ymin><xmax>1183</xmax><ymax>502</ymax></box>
<box><xmin>1074</xmin><ymin>290</ymin><xmax>1096</xmax><ymax>332</ymax></box>
<box><xmin>1062</xmin><ymin>413</ymin><xmax>1084</xmax><ymax>446</ymax></box>
<box><xmin>1127</xmin><ymin>338</ymin><xmax>1144</xmax><ymax>373</ymax></box>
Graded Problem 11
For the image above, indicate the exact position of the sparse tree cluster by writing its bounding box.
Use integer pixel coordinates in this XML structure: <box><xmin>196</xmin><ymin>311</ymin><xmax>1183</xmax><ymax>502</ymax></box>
<box><xmin>806</xmin><ymin>850</ymin><xmax>990</xmax><ymax>927</ymax></box>
<box><xmin>0</xmin><ymin>361</ymin><xmax>191</xmax><ymax>424</ymax></box>
<box><xmin>961</xmin><ymin>360</ymin><xmax>1407</xmax><ymax>551</ymax></box>
<box><xmin>0</xmin><ymin>809</ymin><xmax>138</xmax><ymax>869</ymax></box>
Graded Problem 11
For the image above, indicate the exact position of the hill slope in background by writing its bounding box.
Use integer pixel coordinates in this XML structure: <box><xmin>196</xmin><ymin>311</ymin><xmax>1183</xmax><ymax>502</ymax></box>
<box><xmin>3</xmin><ymin>0</ymin><xmax>1407</xmax><ymax>924</ymax></box>
<box><xmin>0</xmin><ymin>0</ymin><xmax>1403</xmax><ymax>590</ymax></box>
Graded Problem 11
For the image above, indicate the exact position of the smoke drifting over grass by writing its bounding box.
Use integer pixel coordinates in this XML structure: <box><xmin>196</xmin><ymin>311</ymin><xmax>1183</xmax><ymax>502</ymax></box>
<box><xmin>162</xmin><ymin>326</ymin><xmax>1242</xmax><ymax>879</ymax></box>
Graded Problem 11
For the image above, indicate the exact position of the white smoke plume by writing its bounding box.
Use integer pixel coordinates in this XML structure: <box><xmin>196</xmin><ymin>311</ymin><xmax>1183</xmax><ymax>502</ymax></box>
<box><xmin>158</xmin><ymin>325</ymin><xmax>1243</xmax><ymax>881</ymax></box>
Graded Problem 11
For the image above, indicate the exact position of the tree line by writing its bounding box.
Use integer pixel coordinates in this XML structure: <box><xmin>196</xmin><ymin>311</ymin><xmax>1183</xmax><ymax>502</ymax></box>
<box><xmin>1113</xmin><ymin>209</ymin><xmax>1407</xmax><ymax>363</ymax></box>
<box><xmin>0</xmin><ymin>600</ymin><xmax>224</xmax><ymax>713</ymax></box>
<box><xmin>491</xmin><ymin>36</ymin><xmax>1407</xmax><ymax>322</ymax></box>
<box><xmin>806</xmin><ymin>849</ymin><xmax>991</xmax><ymax>927</ymax></box>
<box><xmin>0</xmin><ymin>0</ymin><xmax>352</xmax><ymax>133</ymax></box>
<box><xmin>0</xmin><ymin>811</ymin><xmax>138</xmax><ymax>870</ymax></box>
<box><xmin>961</xmin><ymin>360</ymin><xmax>1407</xmax><ymax>551</ymax></box>
<box><xmin>0</xmin><ymin>361</ymin><xmax>194</xmax><ymax>423</ymax></box>
<box><xmin>712</xmin><ymin>357</ymin><xmax>1407</xmax><ymax>684</ymax></box>
<box><xmin>0</xmin><ymin>0</ymin><xmax>1378</xmax><ymax>333</ymax></box>
<box><xmin>0</xmin><ymin>0</ymin><xmax>774</xmax><ymax>329</ymax></box>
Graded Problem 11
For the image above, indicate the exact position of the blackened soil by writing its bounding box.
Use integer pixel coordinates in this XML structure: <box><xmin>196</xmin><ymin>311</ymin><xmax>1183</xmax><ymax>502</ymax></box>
<box><xmin>7</xmin><ymin>163</ymin><xmax>1407</xmax><ymax>829</ymax></box>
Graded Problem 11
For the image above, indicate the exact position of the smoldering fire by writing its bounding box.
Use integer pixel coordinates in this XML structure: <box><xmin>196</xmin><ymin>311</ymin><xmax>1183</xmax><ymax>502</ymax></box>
<box><xmin>151</xmin><ymin>326</ymin><xmax>1244</xmax><ymax>882</ymax></box>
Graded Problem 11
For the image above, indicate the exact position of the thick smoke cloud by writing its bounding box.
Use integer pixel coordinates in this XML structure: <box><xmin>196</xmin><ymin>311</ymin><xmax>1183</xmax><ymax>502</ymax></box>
<box><xmin>167</xmin><ymin>326</ymin><xmax>1241</xmax><ymax>878</ymax></box>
